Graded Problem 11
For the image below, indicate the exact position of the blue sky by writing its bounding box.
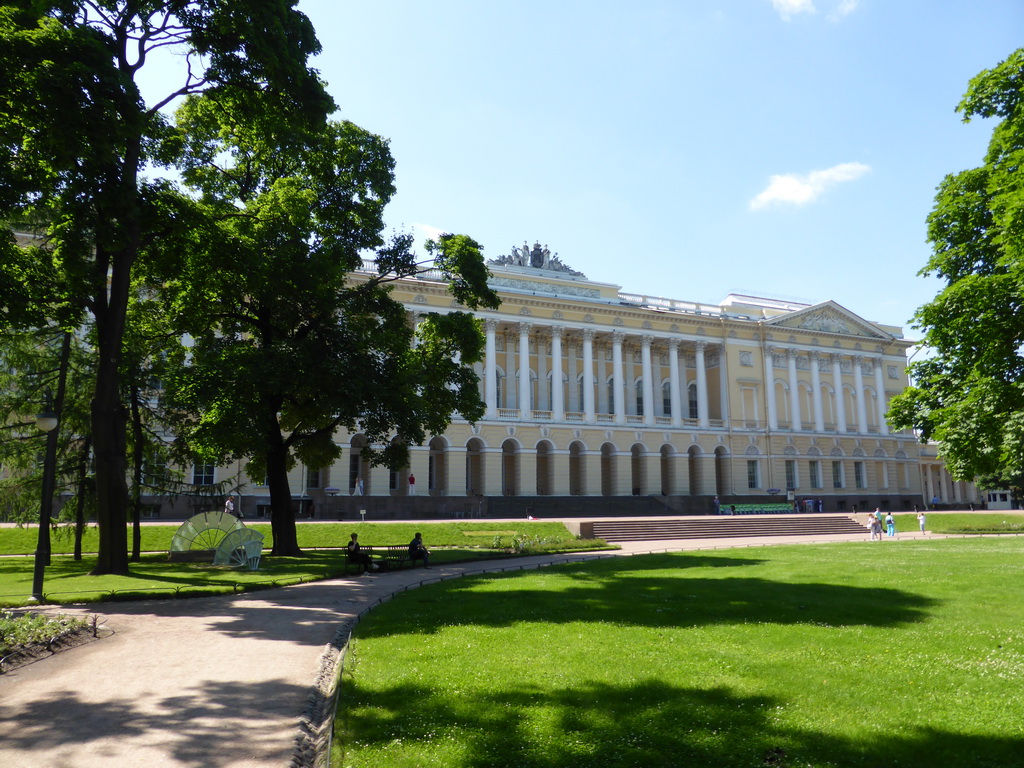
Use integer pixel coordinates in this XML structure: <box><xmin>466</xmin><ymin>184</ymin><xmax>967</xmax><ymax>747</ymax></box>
<box><xmin>135</xmin><ymin>1</ymin><xmax>1020</xmax><ymax>336</ymax></box>
<box><xmin>290</xmin><ymin>0</ymin><xmax>1022</xmax><ymax>335</ymax></box>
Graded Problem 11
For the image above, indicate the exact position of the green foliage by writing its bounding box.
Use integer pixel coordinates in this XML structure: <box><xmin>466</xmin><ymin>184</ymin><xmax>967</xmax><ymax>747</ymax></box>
<box><xmin>889</xmin><ymin>49</ymin><xmax>1024</xmax><ymax>488</ymax></box>
<box><xmin>0</xmin><ymin>609</ymin><xmax>87</xmax><ymax>656</ymax></box>
<box><xmin>339</xmin><ymin>539</ymin><xmax>1024</xmax><ymax>767</ymax></box>
<box><xmin>0</xmin><ymin>1</ymin><xmax>333</xmax><ymax>574</ymax></box>
<box><xmin>0</xmin><ymin>327</ymin><xmax>94</xmax><ymax>522</ymax></box>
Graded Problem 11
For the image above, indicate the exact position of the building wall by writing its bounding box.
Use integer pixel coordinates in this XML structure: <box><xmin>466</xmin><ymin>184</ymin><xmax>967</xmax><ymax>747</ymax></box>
<box><xmin>161</xmin><ymin>255</ymin><xmax>983</xmax><ymax>519</ymax></box>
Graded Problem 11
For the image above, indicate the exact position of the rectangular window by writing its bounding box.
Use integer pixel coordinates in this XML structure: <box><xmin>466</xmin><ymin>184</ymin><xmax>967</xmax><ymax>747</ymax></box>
<box><xmin>809</xmin><ymin>460</ymin><xmax>822</xmax><ymax>489</ymax></box>
<box><xmin>832</xmin><ymin>460</ymin><xmax>844</xmax><ymax>489</ymax></box>
<box><xmin>747</xmin><ymin>460</ymin><xmax>760</xmax><ymax>489</ymax></box>
<box><xmin>192</xmin><ymin>463</ymin><xmax>215</xmax><ymax>486</ymax></box>
<box><xmin>306</xmin><ymin>467</ymin><xmax>321</xmax><ymax>489</ymax></box>
<box><xmin>854</xmin><ymin>461</ymin><xmax>866</xmax><ymax>489</ymax></box>
<box><xmin>785</xmin><ymin>460</ymin><xmax>798</xmax><ymax>490</ymax></box>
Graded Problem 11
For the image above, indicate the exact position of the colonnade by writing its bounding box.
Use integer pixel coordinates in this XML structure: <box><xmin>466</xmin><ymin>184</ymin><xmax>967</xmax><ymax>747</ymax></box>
<box><xmin>482</xmin><ymin>320</ymin><xmax>717</xmax><ymax>427</ymax></box>
<box><xmin>480</xmin><ymin>320</ymin><xmax>894</xmax><ymax>436</ymax></box>
<box><xmin>920</xmin><ymin>461</ymin><xmax>978</xmax><ymax>505</ymax></box>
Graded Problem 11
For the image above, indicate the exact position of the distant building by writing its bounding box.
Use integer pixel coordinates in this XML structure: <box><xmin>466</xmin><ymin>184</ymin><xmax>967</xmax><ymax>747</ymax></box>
<box><xmin>163</xmin><ymin>243</ymin><xmax>981</xmax><ymax>519</ymax></box>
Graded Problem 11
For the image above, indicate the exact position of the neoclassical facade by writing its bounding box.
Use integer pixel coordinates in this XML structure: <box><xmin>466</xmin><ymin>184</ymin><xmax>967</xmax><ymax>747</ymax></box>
<box><xmin>214</xmin><ymin>245</ymin><xmax>979</xmax><ymax>518</ymax></box>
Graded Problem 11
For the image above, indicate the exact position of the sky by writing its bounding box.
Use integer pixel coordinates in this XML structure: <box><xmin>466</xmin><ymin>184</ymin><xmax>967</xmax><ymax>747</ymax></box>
<box><xmin>152</xmin><ymin>1</ymin><xmax>1024</xmax><ymax>336</ymax></box>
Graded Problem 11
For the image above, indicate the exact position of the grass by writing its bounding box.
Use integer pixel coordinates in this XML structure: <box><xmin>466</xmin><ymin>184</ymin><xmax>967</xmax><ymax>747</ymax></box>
<box><xmin>335</xmin><ymin>537</ymin><xmax>1024</xmax><ymax>768</ymax></box>
<box><xmin>0</xmin><ymin>521</ymin><xmax>608</xmax><ymax>606</ymax></box>
<box><xmin>0</xmin><ymin>520</ymin><xmax>592</xmax><ymax>556</ymax></box>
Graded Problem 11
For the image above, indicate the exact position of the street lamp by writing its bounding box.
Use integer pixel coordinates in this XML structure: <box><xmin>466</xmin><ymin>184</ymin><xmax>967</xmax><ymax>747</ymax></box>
<box><xmin>30</xmin><ymin>399</ymin><xmax>59</xmax><ymax>603</ymax></box>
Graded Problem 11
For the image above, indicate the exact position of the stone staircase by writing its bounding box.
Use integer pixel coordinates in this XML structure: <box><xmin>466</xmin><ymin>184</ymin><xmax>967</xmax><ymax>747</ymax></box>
<box><xmin>581</xmin><ymin>515</ymin><xmax>867</xmax><ymax>542</ymax></box>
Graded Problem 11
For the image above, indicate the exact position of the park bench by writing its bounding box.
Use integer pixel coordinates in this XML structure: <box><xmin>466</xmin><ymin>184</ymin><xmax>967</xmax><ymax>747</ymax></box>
<box><xmin>344</xmin><ymin>544</ymin><xmax>422</xmax><ymax>574</ymax></box>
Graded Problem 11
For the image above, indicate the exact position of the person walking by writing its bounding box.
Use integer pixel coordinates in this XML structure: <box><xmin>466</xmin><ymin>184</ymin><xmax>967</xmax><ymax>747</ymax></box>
<box><xmin>408</xmin><ymin>473</ymin><xmax>416</xmax><ymax>496</ymax></box>
<box><xmin>224</xmin><ymin>496</ymin><xmax>239</xmax><ymax>518</ymax></box>
<box><xmin>917</xmin><ymin>510</ymin><xmax>927</xmax><ymax>534</ymax></box>
<box><xmin>868</xmin><ymin>514</ymin><xmax>882</xmax><ymax>541</ymax></box>
<box><xmin>885</xmin><ymin>512</ymin><xmax>897</xmax><ymax>538</ymax></box>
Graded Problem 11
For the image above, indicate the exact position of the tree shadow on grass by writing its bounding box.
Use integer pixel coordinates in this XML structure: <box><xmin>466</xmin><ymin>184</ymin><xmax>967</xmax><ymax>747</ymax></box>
<box><xmin>338</xmin><ymin>676</ymin><xmax>1023</xmax><ymax>768</ymax></box>
<box><xmin>356</xmin><ymin>555</ymin><xmax>937</xmax><ymax>638</ymax></box>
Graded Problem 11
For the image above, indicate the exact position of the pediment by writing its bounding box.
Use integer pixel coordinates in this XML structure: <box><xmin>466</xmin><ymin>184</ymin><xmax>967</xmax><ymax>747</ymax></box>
<box><xmin>765</xmin><ymin>301</ymin><xmax>893</xmax><ymax>340</ymax></box>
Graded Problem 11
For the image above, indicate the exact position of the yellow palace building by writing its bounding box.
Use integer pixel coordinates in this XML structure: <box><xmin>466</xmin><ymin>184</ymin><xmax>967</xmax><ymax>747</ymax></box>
<box><xmin>204</xmin><ymin>242</ymin><xmax>979</xmax><ymax>521</ymax></box>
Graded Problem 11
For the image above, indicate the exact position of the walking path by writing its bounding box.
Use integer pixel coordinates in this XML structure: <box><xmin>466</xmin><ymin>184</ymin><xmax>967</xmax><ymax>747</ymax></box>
<box><xmin>0</xmin><ymin>528</ymin><xmax>931</xmax><ymax>768</ymax></box>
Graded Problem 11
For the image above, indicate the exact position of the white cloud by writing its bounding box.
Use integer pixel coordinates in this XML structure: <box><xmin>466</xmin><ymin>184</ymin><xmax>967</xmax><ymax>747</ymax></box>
<box><xmin>831</xmin><ymin>0</ymin><xmax>859</xmax><ymax>19</ymax></box>
<box><xmin>771</xmin><ymin>0</ymin><xmax>858</xmax><ymax>21</ymax></box>
<box><xmin>771</xmin><ymin>0</ymin><xmax>816</xmax><ymax>21</ymax></box>
<box><xmin>411</xmin><ymin>223</ymin><xmax>446</xmax><ymax>245</ymax></box>
<box><xmin>749</xmin><ymin>162</ymin><xmax>871</xmax><ymax>210</ymax></box>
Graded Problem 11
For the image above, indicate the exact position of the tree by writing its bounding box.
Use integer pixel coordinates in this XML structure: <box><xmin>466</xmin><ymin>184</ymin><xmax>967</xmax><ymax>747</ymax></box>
<box><xmin>0</xmin><ymin>2</ymin><xmax>332</xmax><ymax>573</ymax></box>
<box><xmin>888</xmin><ymin>49</ymin><xmax>1024</xmax><ymax>497</ymax></box>
<box><xmin>148</xmin><ymin>95</ymin><xmax>500</xmax><ymax>555</ymax></box>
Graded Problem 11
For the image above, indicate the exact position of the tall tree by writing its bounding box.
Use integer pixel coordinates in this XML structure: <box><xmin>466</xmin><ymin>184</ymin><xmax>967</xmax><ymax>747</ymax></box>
<box><xmin>888</xmin><ymin>49</ymin><xmax>1024</xmax><ymax>496</ymax></box>
<box><xmin>149</xmin><ymin>95</ymin><xmax>500</xmax><ymax>555</ymax></box>
<box><xmin>0</xmin><ymin>2</ymin><xmax>332</xmax><ymax>573</ymax></box>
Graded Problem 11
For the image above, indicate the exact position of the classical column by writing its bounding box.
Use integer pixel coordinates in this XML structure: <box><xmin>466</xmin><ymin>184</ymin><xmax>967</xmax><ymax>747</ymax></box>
<box><xmin>368</xmin><ymin>462</ymin><xmax>392</xmax><ymax>498</ymax></box>
<box><xmin>518</xmin><ymin>322</ymin><xmax>531</xmax><ymax>419</ymax></box>
<box><xmin>408</xmin><ymin>446</ymin><xmax>431</xmax><ymax>497</ymax></box>
<box><xmin>764</xmin><ymin>346</ymin><xmax>778</xmax><ymax>430</ymax></box>
<box><xmin>484</xmin><ymin>319</ymin><xmax>498</xmax><ymax>418</ymax></box>
<box><xmin>873</xmin><ymin>357</ymin><xmax>889</xmax><ymax>435</ymax></box>
<box><xmin>482</xmin><ymin>447</ymin><xmax>505</xmax><ymax>496</ymax></box>
<box><xmin>695</xmin><ymin>341</ymin><xmax>710</xmax><ymax>428</ymax></box>
<box><xmin>831</xmin><ymin>353</ymin><xmax>847</xmax><ymax>433</ymax></box>
<box><xmin>924</xmin><ymin>464</ymin><xmax>935</xmax><ymax>504</ymax></box>
<box><xmin>550</xmin><ymin>326</ymin><xmax>565</xmax><ymax>421</ymax></box>
<box><xmin>625</xmin><ymin>345</ymin><xmax>637</xmax><ymax>416</ymax></box>
<box><xmin>504</xmin><ymin>331</ymin><xmax>516</xmax><ymax>409</ymax></box>
<box><xmin>786</xmin><ymin>348</ymin><xmax>801</xmax><ymax>432</ymax></box>
<box><xmin>717</xmin><ymin>344</ymin><xmax>730</xmax><ymax>427</ymax></box>
<box><xmin>612</xmin><ymin>332</ymin><xmax>626</xmax><ymax>425</ymax></box>
<box><xmin>582</xmin><ymin>329</ymin><xmax>596</xmax><ymax>423</ymax></box>
<box><xmin>641</xmin><ymin>335</ymin><xmax>655</xmax><ymax>426</ymax></box>
<box><xmin>852</xmin><ymin>355</ymin><xmax>868</xmax><ymax>433</ymax></box>
<box><xmin>668</xmin><ymin>339</ymin><xmax>682</xmax><ymax>428</ymax></box>
<box><xmin>810</xmin><ymin>352</ymin><xmax>824</xmax><ymax>433</ymax></box>
<box><xmin>536</xmin><ymin>331</ymin><xmax>548</xmax><ymax>411</ymax></box>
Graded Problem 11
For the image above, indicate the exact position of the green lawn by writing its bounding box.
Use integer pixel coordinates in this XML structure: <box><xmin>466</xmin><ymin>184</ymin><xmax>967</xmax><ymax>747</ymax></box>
<box><xmin>0</xmin><ymin>521</ymin><xmax>606</xmax><ymax>606</ymax></box>
<box><xmin>336</xmin><ymin>537</ymin><xmax>1024</xmax><ymax>768</ymax></box>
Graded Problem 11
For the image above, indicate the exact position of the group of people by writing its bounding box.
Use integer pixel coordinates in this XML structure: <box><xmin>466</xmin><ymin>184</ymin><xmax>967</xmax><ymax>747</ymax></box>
<box><xmin>867</xmin><ymin>509</ymin><xmax>928</xmax><ymax>540</ymax></box>
<box><xmin>346</xmin><ymin>531</ymin><xmax>430</xmax><ymax>575</ymax></box>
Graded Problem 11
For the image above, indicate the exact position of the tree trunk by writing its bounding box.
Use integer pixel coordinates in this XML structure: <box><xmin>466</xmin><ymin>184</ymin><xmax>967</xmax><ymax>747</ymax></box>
<box><xmin>129</xmin><ymin>388</ymin><xmax>143</xmax><ymax>561</ymax></box>
<box><xmin>73</xmin><ymin>435</ymin><xmax>91</xmax><ymax>561</ymax></box>
<box><xmin>89</xmin><ymin>241</ymin><xmax>133</xmax><ymax>575</ymax></box>
<box><xmin>266</xmin><ymin>434</ymin><xmax>301</xmax><ymax>557</ymax></box>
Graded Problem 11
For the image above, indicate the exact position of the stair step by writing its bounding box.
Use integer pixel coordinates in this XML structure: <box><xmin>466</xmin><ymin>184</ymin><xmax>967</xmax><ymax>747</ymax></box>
<box><xmin>588</xmin><ymin>516</ymin><xmax>867</xmax><ymax>542</ymax></box>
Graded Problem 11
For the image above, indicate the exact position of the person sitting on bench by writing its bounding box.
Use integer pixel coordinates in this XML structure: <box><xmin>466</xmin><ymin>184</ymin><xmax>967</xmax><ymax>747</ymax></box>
<box><xmin>347</xmin><ymin>533</ymin><xmax>376</xmax><ymax>574</ymax></box>
<box><xmin>408</xmin><ymin>532</ymin><xmax>430</xmax><ymax>568</ymax></box>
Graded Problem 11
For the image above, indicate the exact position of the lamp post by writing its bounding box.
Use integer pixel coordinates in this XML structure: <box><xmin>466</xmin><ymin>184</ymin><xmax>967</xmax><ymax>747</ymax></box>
<box><xmin>30</xmin><ymin>399</ymin><xmax>60</xmax><ymax>603</ymax></box>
